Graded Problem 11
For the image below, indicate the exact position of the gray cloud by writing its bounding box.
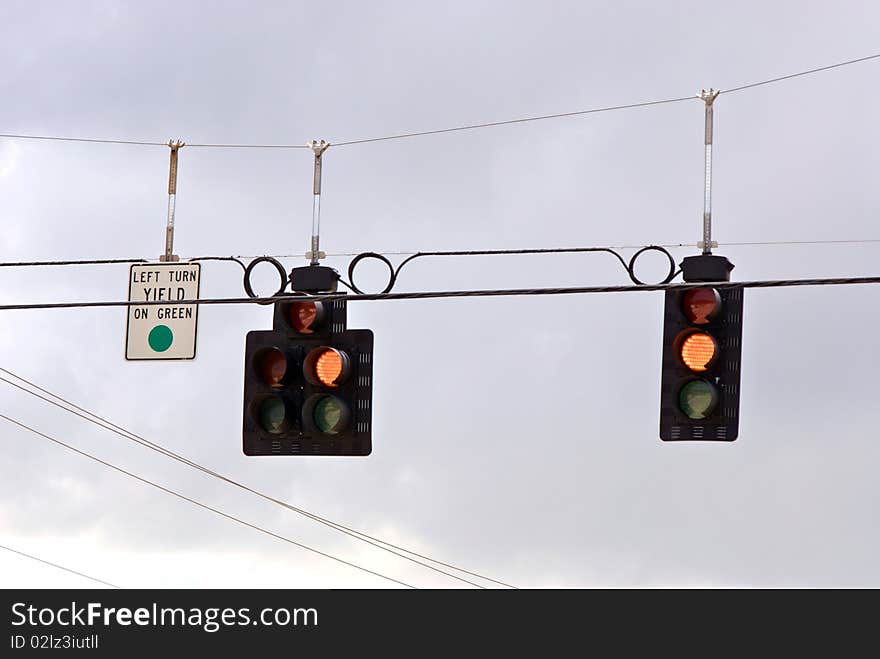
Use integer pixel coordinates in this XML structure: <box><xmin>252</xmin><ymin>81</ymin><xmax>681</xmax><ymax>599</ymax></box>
<box><xmin>1</xmin><ymin>0</ymin><xmax>879</xmax><ymax>588</ymax></box>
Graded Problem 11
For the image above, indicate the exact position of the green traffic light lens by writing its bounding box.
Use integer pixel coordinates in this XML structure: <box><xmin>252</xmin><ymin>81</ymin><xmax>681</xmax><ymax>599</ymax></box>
<box><xmin>312</xmin><ymin>395</ymin><xmax>349</xmax><ymax>435</ymax></box>
<box><xmin>678</xmin><ymin>379</ymin><xmax>719</xmax><ymax>420</ymax></box>
<box><xmin>258</xmin><ymin>396</ymin><xmax>288</xmax><ymax>434</ymax></box>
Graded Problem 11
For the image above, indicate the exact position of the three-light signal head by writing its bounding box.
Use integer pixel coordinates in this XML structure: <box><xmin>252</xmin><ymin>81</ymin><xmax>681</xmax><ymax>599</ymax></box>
<box><xmin>660</xmin><ymin>256</ymin><xmax>743</xmax><ymax>442</ymax></box>
<box><xmin>673</xmin><ymin>287</ymin><xmax>722</xmax><ymax>420</ymax></box>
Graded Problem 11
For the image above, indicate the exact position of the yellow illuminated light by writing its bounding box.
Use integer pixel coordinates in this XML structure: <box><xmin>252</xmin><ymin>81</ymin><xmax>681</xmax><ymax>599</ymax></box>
<box><xmin>315</xmin><ymin>350</ymin><xmax>344</xmax><ymax>387</ymax></box>
<box><xmin>679</xmin><ymin>332</ymin><xmax>716</xmax><ymax>372</ymax></box>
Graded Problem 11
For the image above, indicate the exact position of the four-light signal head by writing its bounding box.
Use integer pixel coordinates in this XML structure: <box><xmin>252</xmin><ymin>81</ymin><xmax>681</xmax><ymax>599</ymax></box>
<box><xmin>243</xmin><ymin>292</ymin><xmax>373</xmax><ymax>456</ymax></box>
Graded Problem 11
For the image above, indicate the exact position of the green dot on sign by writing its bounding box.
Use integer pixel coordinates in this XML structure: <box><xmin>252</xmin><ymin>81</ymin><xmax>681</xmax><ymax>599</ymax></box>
<box><xmin>148</xmin><ymin>325</ymin><xmax>174</xmax><ymax>352</ymax></box>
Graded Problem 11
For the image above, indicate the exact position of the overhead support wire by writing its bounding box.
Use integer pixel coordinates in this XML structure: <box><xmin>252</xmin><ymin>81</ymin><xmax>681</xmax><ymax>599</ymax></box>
<box><xmin>721</xmin><ymin>52</ymin><xmax>880</xmax><ymax>95</ymax></box>
<box><xmin>1</xmin><ymin>52</ymin><xmax>878</xmax><ymax>149</ymax></box>
<box><xmin>0</xmin><ymin>275</ymin><xmax>879</xmax><ymax>313</ymax></box>
<box><xmin>330</xmin><ymin>95</ymin><xmax>697</xmax><ymax>146</ymax></box>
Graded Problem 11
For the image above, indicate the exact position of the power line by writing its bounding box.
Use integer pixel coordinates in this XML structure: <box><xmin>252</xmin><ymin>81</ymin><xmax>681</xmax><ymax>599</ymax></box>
<box><xmin>1</xmin><ymin>51</ymin><xmax>878</xmax><ymax>149</ymax></box>
<box><xmin>0</xmin><ymin>275</ymin><xmax>879</xmax><ymax>313</ymax></box>
<box><xmin>0</xmin><ymin>258</ymin><xmax>150</xmax><ymax>268</ymax></box>
<box><xmin>0</xmin><ymin>413</ymin><xmax>417</xmax><ymax>589</ymax></box>
<box><xmin>315</xmin><ymin>238</ymin><xmax>880</xmax><ymax>257</ymax></box>
<box><xmin>0</xmin><ymin>543</ymin><xmax>120</xmax><ymax>588</ymax></box>
<box><xmin>0</xmin><ymin>369</ymin><xmax>514</xmax><ymax>589</ymax></box>
<box><xmin>3</xmin><ymin>238</ymin><xmax>879</xmax><ymax>270</ymax></box>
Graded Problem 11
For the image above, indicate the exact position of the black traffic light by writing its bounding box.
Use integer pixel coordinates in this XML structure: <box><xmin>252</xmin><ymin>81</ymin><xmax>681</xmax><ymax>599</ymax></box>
<box><xmin>243</xmin><ymin>294</ymin><xmax>374</xmax><ymax>456</ymax></box>
<box><xmin>659</xmin><ymin>255</ymin><xmax>743</xmax><ymax>441</ymax></box>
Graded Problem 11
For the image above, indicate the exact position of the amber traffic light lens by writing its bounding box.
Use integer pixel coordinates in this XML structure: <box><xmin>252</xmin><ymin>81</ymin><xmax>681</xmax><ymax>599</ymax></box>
<box><xmin>304</xmin><ymin>347</ymin><xmax>351</xmax><ymax>388</ymax></box>
<box><xmin>288</xmin><ymin>301</ymin><xmax>323</xmax><ymax>334</ymax></box>
<box><xmin>678</xmin><ymin>379</ymin><xmax>719</xmax><ymax>420</ymax></box>
<box><xmin>679</xmin><ymin>331</ymin><xmax>717</xmax><ymax>372</ymax></box>
<box><xmin>316</xmin><ymin>350</ymin><xmax>343</xmax><ymax>386</ymax></box>
<box><xmin>682</xmin><ymin>287</ymin><xmax>722</xmax><ymax>324</ymax></box>
<box><xmin>255</xmin><ymin>348</ymin><xmax>287</xmax><ymax>387</ymax></box>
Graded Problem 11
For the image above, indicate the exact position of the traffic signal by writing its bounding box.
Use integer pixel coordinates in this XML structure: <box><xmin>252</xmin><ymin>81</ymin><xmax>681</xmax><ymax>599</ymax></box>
<box><xmin>659</xmin><ymin>256</ymin><xmax>743</xmax><ymax>441</ymax></box>
<box><xmin>243</xmin><ymin>295</ymin><xmax>374</xmax><ymax>456</ymax></box>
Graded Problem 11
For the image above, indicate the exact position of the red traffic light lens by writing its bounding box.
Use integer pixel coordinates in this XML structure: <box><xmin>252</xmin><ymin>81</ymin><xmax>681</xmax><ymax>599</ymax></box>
<box><xmin>678</xmin><ymin>379</ymin><xmax>719</xmax><ymax>420</ymax></box>
<box><xmin>304</xmin><ymin>347</ymin><xmax>351</xmax><ymax>388</ymax></box>
<box><xmin>682</xmin><ymin>287</ymin><xmax>722</xmax><ymax>324</ymax></box>
<box><xmin>677</xmin><ymin>331</ymin><xmax>718</xmax><ymax>372</ymax></box>
<box><xmin>286</xmin><ymin>301</ymin><xmax>326</xmax><ymax>334</ymax></box>
<box><xmin>255</xmin><ymin>348</ymin><xmax>288</xmax><ymax>387</ymax></box>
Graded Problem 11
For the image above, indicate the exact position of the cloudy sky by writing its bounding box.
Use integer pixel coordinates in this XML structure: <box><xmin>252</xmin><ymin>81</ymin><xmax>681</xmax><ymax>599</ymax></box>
<box><xmin>1</xmin><ymin>0</ymin><xmax>879</xmax><ymax>588</ymax></box>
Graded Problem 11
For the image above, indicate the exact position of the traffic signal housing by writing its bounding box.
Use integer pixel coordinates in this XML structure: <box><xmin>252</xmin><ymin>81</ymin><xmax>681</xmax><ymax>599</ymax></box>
<box><xmin>243</xmin><ymin>296</ymin><xmax>374</xmax><ymax>456</ymax></box>
<box><xmin>659</xmin><ymin>256</ymin><xmax>743</xmax><ymax>441</ymax></box>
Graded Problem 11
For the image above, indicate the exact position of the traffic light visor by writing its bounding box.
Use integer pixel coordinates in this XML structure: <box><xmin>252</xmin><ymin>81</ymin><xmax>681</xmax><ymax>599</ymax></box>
<box><xmin>682</xmin><ymin>287</ymin><xmax>722</xmax><ymax>324</ymax></box>
<box><xmin>678</xmin><ymin>331</ymin><xmax>718</xmax><ymax>372</ymax></box>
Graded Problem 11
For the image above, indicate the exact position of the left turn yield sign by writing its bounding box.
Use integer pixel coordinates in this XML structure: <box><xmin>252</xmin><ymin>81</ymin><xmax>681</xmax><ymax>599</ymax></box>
<box><xmin>125</xmin><ymin>263</ymin><xmax>200</xmax><ymax>361</ymax></box>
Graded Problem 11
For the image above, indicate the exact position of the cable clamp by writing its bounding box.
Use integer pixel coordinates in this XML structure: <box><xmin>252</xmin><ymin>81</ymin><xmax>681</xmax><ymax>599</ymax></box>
<box><xmin>307</xmin><ymin>139</ymin><xmax>330</xmax><ymax>157</ymax></box>
<box><xmin>698</xmin><ymin>88</ymin><xmax>720</xmax><ymax>106</ymax></box>
<box><xmin>305</xmin><ymin>250</ymin><xmax>326</xmax><ymax>261</ymax></box>
<box><xmin>697</xmin><ymin>240</ymin><xmax>718</xmax><ymax>250</ymax></box>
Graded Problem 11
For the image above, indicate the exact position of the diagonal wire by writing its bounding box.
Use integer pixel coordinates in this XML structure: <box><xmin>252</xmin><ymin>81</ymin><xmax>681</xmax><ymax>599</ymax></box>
<box><xmin>721</xmin><ymin>52</ymin><xmax>880</xmax><ymax>94</ymax></box>
<box><xmin>0</xmin><ymin>369</ymin><xmax>514</xmax><ymax>588</ymax></box>
<box><xmin>330</xmin><ymin>95</ymin><xmax>697</xmax><ymax>146</ymax></box>
<box><xmin>0</xmin><ymin>133</ymin><xmax>166</xmax><ymax>146</ymax></box>
<box><xmin>0</xmin><ymin>542</ymin><xmax>120</xmax><ymax>588</ymax></box>
<box><xmin>0</xmin><ymin>413</ymin><xmax>416</xmax><ymax>589</ymax></box>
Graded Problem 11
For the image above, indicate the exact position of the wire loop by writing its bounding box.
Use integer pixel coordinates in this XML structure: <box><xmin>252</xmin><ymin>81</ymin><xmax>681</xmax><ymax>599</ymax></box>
<box><xmin>627</xmin><ymin>246</ymin><xmax>677</xmax><ymax>286</ymax></box>
<box><xmin>345</xmin><ymin>245</ymin><xmax>678</xmax><ymax>294</ymax></box>
<box><xmin>243</xmin><ymin>256</ymin><xmax>289</xmax><ymax>301</ymax></box>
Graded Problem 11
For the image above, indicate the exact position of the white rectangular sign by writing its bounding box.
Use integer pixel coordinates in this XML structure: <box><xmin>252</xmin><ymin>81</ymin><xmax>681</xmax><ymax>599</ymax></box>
<box><xmin>125</xmin><ymin>263</ymin><xmax>200</xmax><ymax>361</ymax></box>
